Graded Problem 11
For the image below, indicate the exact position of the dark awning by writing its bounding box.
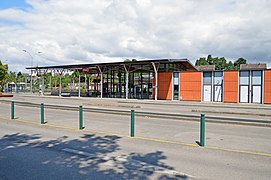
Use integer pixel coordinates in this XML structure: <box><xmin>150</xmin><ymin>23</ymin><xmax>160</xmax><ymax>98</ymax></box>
<box><xmin>26</xmin><ymin>58</ymin><xmax>198</xmax><ymax>72</ymax></box>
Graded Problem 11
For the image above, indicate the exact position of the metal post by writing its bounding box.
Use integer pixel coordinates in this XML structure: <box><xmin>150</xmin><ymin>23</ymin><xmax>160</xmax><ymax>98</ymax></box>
<box><xmin>30</xmin><ymin>70</ymin><xmax>33</xmax><ymax>94</ymax></box>
<box><xmin>59</xmin><ymin>74</ymin><xmax>62</xmax><ymax>97</ymax></box>
<box><xmin>11</xmin><ymin>101</ymin><xmax>14</xmax><ymax>119</ymax></box>
<box><xmin>131</xmin><ymin>110</ymin><xmax>135</xmax><ymax>137</ymax></box>
<box><xmin>79</xmin><ymin>105</ymin><xmax>83</xmax><ymax>130</ymax></box>
<box><xmin>42</xmin><ymin>75</ymin><xmax>45</xmax><ymax>96</ymax></box>
<box><xmin>78</xmin><ymin>74</ymin><xmax>81</xmax><ymax>97</ymax></box>
<box><xmin>23</xmin><ymin>50</ymin><xmax>33</xmax><ymax>94</ymax></box>
<box><xmin>41</xmin><ymin>103</ymin><xmax>45</xmax><ymax>124</ymax></box>
<box><xmin>50</xmin><ymin>75</ymin><xmax>52</xmax><ymax>92</ymax></box>
<box><xmin>97</xmin><ymin>66</ymin><xmax>103</xmax><ymax>98</ymax></box>
<box><xmin>100</xmin><ymin>72</ymin><xmax>103</xmax><ymax>98</ymax></box>
<box><xmin>123</xmin><ymin>65</ymin><xmax>129</xmax><ymax>99</ymax></box>
<box><xmin>151</xmin><ymin>62</ymin><xmax>159</xmax><ymax>100</ymax></box>
<box><xmin>200</xmin><ymin>113</ymin><xmax>205</xmax><ymax>147</ymax></box>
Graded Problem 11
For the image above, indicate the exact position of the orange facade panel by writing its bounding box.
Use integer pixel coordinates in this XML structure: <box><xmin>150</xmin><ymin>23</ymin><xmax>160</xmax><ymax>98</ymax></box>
<box><xmin>180</xmin><ymin>72</ymin><xmax>201</xmax><ymax>101</ymax></box>
<box><xmin>157</xmin><ymin>72</ymin><xmax>172</xmax><ymax>100</ymax></box>
<box><xmin>264</xmin><ymin>70</ymin><xmax>271</xmax><ymax>104</ymax></box>
<box><xmin>224</xmin><ymin>71</ymin><xmax>238</xmax><ymax>103</ymax></box>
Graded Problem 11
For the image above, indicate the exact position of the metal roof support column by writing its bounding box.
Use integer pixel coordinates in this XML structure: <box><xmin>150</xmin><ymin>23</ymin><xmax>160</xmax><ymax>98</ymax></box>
<box><xmin>30</xmin><ymin>69</ymin><xmax>33</xmax><ymax>94</ymax></box>
<box><xmin>41</xmin><ymin>74</ymin><xmax>45</xmax><ymax>96</ymax></box>
<box><xmin>98</xmin><ymin>66</ymin><xmax>103</xmax><ymax>99</ymax></box>
<box><xmin>49</xmin><ymin>75</ymin><xmax>52</xmax><ymax>93</ymax></box>
<box><xmin>151</xmin><ymin>62</ymin><xmax>159</xmax><ymax>100</ymax></box>
<box><xmin>59</xmin><ymin>73</ymin><xmax>62</xmax><ymax>97</ymax></box>
<box><xmin>78</xmin><ymin>74</ymin><xmax>81</xmax><ymax>97</ymax></box>
<box><xmin>123</xmin><ymin>65</ymin><xmax>129</xmax><ymax>99</ymax></box>
<box><xmin>84</xmin><ymin>74</ymin><xmax>87</xmax><ymax>90</ymax></box>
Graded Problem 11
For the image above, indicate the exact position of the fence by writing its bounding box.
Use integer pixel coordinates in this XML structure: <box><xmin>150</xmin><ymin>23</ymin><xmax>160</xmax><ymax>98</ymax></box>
<box><xmin>1</xmin><ymin>99</ymin><xmax>271</xmax><ymax>147</ymax></box>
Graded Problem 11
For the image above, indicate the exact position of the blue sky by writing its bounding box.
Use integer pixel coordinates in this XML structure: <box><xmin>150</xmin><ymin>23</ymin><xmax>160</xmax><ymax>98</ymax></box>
<box><xmin>0</xmin><ymin>0</ymin><xmax>31</xmax><ymax>10</ymax></box>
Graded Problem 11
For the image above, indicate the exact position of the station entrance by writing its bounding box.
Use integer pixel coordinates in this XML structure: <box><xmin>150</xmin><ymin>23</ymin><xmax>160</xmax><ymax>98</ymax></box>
<box><xmin>27</xmin><ymin>59</ymin><xmax>196</xmax><ymax>100</ymax></box>
<box><xmin>102</xmin><ymin>68</ymin><xmax>153</xmax><ymax>99</ymax></box>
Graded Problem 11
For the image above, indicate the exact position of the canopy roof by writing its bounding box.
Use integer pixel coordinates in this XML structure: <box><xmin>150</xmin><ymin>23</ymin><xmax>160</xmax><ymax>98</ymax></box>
<box><xmin>26</xmin><ymin>58</ymin><xmax>197</xmax><ymax>73</ymax></box>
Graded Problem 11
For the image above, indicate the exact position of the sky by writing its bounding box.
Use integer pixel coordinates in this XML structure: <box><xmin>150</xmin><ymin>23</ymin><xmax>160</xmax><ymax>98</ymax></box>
<box><xmin>0</xmin><ymin>0</ymin><xmax>270</xmax><ymax>73</ymax></box>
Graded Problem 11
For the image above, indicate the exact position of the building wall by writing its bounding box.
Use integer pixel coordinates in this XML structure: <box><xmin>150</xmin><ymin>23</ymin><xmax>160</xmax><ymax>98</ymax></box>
<box><xmin>264</xmin><ymin>70</ymin><xmax>271</xmax><ymax>104</ymax></box>
<box><xmin>180</xmin><ymin>72</ymin><xmax>202</xmax><ymax>101</ymax></box>
<box><xmin>157</xmin><ymin>72</ymin><xmax>172</xmax><ymax>100</ymax></box>
<box><xmin>223</xmin><ymin>71</ymin><xmax>238</xmax><ymax>103</ymax></box>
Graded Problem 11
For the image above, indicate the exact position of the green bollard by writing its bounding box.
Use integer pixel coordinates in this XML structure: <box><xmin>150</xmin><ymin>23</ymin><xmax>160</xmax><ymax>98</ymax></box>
<box><xmin>131</xmin><ymin>110</ymin><xmax>135</xmax><ymax>137</ymax></box>
<box><xmin>41</xmin><ymin>103</ymin><xmax>45</xmax><ymax>124</ymax></box>
<box><xmin>11</xmin><ymin>101</ymin><xmax>14</xmax><ymax>120</ymax></box>
<box><xmin>200</xmin><ymin>113</ymin><xmax>205</xmax><ymax>147</ymax></box>
<box><xmin>79</xmin><ymin>105</ymin><xmax>83</xmax><ymax>130</ymax></box>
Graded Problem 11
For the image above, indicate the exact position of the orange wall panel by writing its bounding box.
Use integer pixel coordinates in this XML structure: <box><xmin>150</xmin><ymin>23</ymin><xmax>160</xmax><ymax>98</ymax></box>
<box><xmin>153</xmin><ymin>72</ymin><xmax>172</xmax><ymax>100</ymax></box>
<box><xmin>157</xmin><ymin>72</ymin><xmax>172</xmax><ymax>100</ymax></box>
<box><xmin>224</xmin><ymin>71</ymin><xmax>238</xmax><ymax>103</ymax></box>
<box><xmin>264</xmin><ymin>70</ymin><xmax>271</xmax><ymax>104</ymax></box>
<box><xmin>180</xmin><ymin>72</ymin><xmax>202</xmax><ymax>101</ymax></box>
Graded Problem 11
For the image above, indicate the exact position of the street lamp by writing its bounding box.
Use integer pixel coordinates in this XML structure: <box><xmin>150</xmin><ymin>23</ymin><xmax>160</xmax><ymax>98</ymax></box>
<box><xmin>22</xmin><ymin>50</ymin><xmax>42</xmax><ymax>94</ymax></box>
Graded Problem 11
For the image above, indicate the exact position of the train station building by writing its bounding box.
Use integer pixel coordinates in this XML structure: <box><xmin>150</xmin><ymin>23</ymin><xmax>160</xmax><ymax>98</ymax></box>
<box><xmin>27</xmin><ymin>59</ymin><xmax>271</xmax><ymax>104</ymax></box>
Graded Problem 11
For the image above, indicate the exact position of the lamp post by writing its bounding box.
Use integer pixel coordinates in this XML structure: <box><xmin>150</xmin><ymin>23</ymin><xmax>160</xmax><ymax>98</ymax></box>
<box><xmin>23</xmin><ymin>50</ymin><xmax>42</xmax><ymax>94</ymax></box>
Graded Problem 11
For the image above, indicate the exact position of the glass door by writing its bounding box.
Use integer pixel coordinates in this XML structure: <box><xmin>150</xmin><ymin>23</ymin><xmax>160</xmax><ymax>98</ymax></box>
<box><xmin>173</xmin><ymin>72</ymin><xmax>179</xmax><ymax>100</ymax></box>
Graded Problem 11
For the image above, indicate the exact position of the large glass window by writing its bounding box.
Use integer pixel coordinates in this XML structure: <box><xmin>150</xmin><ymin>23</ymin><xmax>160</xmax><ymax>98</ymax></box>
<box><xmin>214</xmin><ymin>72</ymin><xmax>223</xmax><ymax>85</ymax></box>
<box><xmin>239</xmin><ymin>71</ymin><xmax>249</xmax><ymax>85</ymax></box>
<box><xmin>203</xmin><ymin>72</ymin><xmax>212</xmax><ymax>85</ymax></box>
<box><xmin>173</xmin><ymin>72</ymin><xmax>179</xmax><ymax>85</ymax></box>
<box><xmin>173</xmin><ymin>72</ymin><xmax>179</xmax><ymax>100</ymax></box>
<box><xmin>252</xmin><ymin>71</ymin><xmax>262</xmax><ymax>85</ymax></box>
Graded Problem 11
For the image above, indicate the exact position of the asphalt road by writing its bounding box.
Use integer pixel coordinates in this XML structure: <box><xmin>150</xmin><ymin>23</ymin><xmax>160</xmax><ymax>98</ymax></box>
<box><xmin>0</xmin><ymin>120</ymin><xmax>271</xmax><ymax>180</ymax></box>
<box><xmin>0</xmin><ymin>96</ymin><xmax>271</xmax><ymax>179</ymax></box>
<box><xmin>0</xmin><ymin>101</ymin><xmax>270</xmax><ymax>153</ymax></box>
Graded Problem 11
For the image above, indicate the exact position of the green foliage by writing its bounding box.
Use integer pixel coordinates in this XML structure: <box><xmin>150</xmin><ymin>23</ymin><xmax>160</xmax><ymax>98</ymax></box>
<box><xmin>0</xmin><ymin>60</ymin><xmax>8</xmax><ymax>92</ymax></box>
<box><xmin>234</xmin><ymin>58</ymin><xmax>247</xmax><ymax>69</ymax></box>
<box><xmin>195</xmin><ymin>57</ymin><xmax>208</xmax><ymax>66</ymax></box>
<box><xmin>195</xmin><ymin>55</ymin><xmax>247</xmax><ymax>70</ymax></box>
<box><xmin>7</xmin><ymin>71</ymin><xmax>17</xmax><ymax>83</ymax></box>
<box><xmin>124</xmin><ymin>59</ymin><xmax>137</xmax><ymax>62</ymax></box>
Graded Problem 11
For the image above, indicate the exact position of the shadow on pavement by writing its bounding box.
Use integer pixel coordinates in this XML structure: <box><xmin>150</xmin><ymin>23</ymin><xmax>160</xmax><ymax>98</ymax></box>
<box><xmin>0</xmin><ymin>133</ymin><xmax>188</xmax><ymax>180</ymax></box>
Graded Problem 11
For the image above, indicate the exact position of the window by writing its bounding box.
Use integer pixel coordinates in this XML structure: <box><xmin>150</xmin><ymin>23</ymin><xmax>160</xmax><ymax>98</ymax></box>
<box><xmin>252</xmin><ymin>71</ymin><xmax>262</xmax><ymax>85</ymax></box>
<box><xmin>214</xmin><ymin>72</ymin><xmax>223</xmax><ymax>85</ymax></box>
<box><xmin>203</xmin><ymin>72</ymin><xmax>212</xmax><ymax>85</ymax></box>
<box><xmin>240</xmin><ymin>71</ymin><xmax>249</xmax><ymax>85</ymax></box>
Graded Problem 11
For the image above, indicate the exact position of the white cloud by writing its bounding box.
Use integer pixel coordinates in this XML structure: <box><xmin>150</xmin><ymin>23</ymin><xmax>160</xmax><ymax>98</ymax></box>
<box><xmin>0</xmin><ymin>0</ymin><xmax>270</xmax><ymax>72</ymax></box>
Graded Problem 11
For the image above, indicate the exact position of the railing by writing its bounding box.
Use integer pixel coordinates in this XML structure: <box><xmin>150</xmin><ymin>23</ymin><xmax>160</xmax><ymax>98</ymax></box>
<box><xmin>1</xmin><ymin>99</ymin><xmax>270</xmax><ymax>126</ymax></box>
<box><xmin>1</xmin><ymin>100</ymin><xmax>271</xmax><ymax>147</ymax></box>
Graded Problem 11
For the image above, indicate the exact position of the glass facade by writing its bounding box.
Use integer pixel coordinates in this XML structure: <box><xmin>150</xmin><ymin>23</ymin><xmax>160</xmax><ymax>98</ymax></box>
<box><xmin>173</xmin><ymin>72</ymin><xmax>179</xmax><ymax>100</ymax></box>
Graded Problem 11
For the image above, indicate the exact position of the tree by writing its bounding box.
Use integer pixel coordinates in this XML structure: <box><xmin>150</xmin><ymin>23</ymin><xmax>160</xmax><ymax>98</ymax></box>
<box><xmin>17</xmin><ymin>72</ymin><xmax>25</xmax><ymax>83</ymax></box>
<box><xmin>0</xmin><ymin>60</ymin><xmax>8</xmax><ymax>92</ymax></box>
<box><xmin>195</xmin><ymin>57</ymin><xmax>208</xmax><ymax>66</ymax></box>
<box><xmin>196</xmin><ymin>55</ymin><xmax>227</xmax><ymax>70</ymax></box>
<box><xmin>225</xmin><ymin>61</ymin><xmax>235</xmax><ymax>70</ymax></box>
<box><xmin>195</xmin><ymin>55</ymin><xmax>247</xmax><ymax>70</ymax></box>
<box><xmin>7</xmin><ymin>71</ymin><xmax>17</xmax><ymax>84</ymax></box>
<box><xmin>234</xmin><ymin>57</ymin><xmax>247</xmax><ymax>70</ymax></box>
<box><xmin>124</xmin><ymin>59</ymin><xmax>137</xmax><ymax>62</ymax></box>
<box><xmin>213</xmin><ymin>57</ymin><xmax>227</xmax><ymax>70</ymax></box>
<box><xmin>207</xmin><ymin>55</ymin><xmax>214</xmax><ymax>65</ymax></box>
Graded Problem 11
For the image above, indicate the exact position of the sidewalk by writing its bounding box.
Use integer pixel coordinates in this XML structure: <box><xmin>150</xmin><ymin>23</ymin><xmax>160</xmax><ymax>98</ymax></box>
<box><xmin>9</xmin><ymin>92</ymin><xmax>271</xmax><ymax>109</ymax></box>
